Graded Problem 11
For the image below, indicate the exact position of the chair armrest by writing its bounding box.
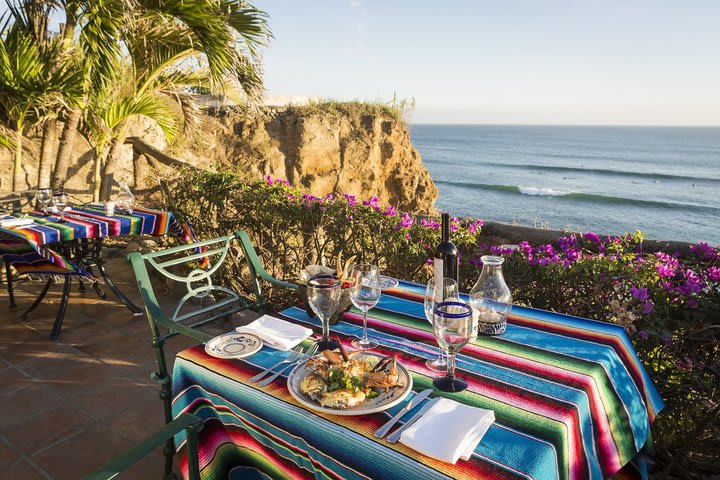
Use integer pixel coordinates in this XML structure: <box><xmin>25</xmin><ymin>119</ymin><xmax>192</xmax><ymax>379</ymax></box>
<box><xmin>84</xmin><ymin>413</ymin><xmax>203</xmax><ymax>480</ymax></box>
<box><xmin>234</xmin><ymin>230</ymin><xmax>298</xmax><ymax>290</ymax></box>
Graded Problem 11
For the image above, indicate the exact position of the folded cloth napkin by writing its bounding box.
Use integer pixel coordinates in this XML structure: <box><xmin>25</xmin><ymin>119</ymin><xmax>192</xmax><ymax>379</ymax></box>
<box><xmin>236</xmin><ymin>315</ymin><xmax>313</xmax><ymax>351</ymax></box>
<box><xmin>400</xmin><ymin>397</ymin><xmax>495</xmax><ymax>464</ymax></box>
<box><xmin>0</xmin><ymin>217</ymin><xmax>35</xmax><ymax>228</ymax></box>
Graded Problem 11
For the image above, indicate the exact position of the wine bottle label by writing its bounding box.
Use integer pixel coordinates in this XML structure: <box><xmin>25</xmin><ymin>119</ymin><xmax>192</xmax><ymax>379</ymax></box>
<box><xmin>433</xmin><ymin>257</ymin><xmax>443</xmax><ymax>285</ymax></box>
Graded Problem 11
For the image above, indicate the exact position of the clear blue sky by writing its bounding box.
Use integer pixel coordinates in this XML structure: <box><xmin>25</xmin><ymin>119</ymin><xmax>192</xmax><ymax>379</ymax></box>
<box><xmin>254</xmin><ymin>0</ymin><xmax>720</xmax><ymax>125</ymax></box>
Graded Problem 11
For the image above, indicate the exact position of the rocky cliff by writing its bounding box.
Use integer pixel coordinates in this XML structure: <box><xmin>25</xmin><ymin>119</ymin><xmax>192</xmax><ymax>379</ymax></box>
<box><xmin>1</xmin><ymin>104</ymin><xmax>438</xmax><ymax>213</ymax></box>
<box><xmin>176</xmin><ymin>106</ymin><xmax>437</xmax><ymax>213</ymax></box>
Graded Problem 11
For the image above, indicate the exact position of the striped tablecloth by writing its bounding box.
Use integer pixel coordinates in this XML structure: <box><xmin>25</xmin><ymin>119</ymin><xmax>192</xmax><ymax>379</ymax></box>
<box><xmin>171</xmin><ymin>280</ymin><xmax>663</xmax><ymax>480</ymax></box>
<box><xmin>0</xmin><ymin>206</ymin><xmax>195</xmax><ymax>277</ymax></box>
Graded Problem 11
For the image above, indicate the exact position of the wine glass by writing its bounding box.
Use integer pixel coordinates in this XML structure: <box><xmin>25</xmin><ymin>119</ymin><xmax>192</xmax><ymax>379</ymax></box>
<box><xmin>52</xmin><ymin>193</ymin><xmax>69</xmax><ymax>222</ymax></box>
<box><xmin>306</xmin><ymin>274</ymin><xmax>341</xmax><ymax>351</ymax></box>
<box><xmin>424</xmin><ymin>277</ymin><xmax>458</xmax><ymax>371</ymax></box>
<box><xmin>348</xmin><ymin>263</ymin><xmax>381</xmax><ymax>350</ymax></box>
<box><xmin>37</xmin><ymin>188</ymin><xmax>52</xmax><ymax>214</ymax></box>
<box><xmin>116</xmin><ymin>182</ymin><xmax>135</xmax><ymax>213</ymax></box>
<box><xmin>432</xmin><ymin>301</ymin><xmax>473</xmax><ymax>392</ymax></box>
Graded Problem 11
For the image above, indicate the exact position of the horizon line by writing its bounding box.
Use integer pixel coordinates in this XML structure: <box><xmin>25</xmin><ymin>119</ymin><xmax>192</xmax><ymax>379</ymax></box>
<box><xmin>408</xmin><ymin>122</ymin><xmax>720</xmax><ymax>128</ymax></box>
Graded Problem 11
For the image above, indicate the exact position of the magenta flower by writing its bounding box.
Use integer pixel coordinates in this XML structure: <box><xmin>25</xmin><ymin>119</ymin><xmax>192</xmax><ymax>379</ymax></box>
<box><xmin>383</xmin><ymin>205</ymin><xmax>397</xmax><ymax>217</ymax></box>
<box><xmin>706</xmin><ymin>266</ymin><xmax>720</xmax><ymax>282</ymax></box>
<box><xmin>584</xmin><ymin>232</ymin><xmax>601</xmax><ymax>244</ymax></box>
<box><xmin>518</xmin><ymin>241</ymin><xmax>532</xmax><ymax>255</ymax></box>
<box><xmin>399</xmin><ymin>212</ymin><xmax>413</xmax><ymax>229</ymax></box>
<box><xmin>656</xmin><ymin>264</ymin><xmax>676</xmax><ymax>278</ymax></box>
<box><xmin>343</xmin><ymin>194</ymin><xmax>357</xmax><ymax>206</ymax></box>
<box><xmin>467</xmin><ymin>219</ymin><xmax>484</xmax><ymax>235</ymax></box>
<box><xmin>420</xmin><ymin>218</ymin><xmax>440</xmax><ymax>230</ymax></box>
<box><xmin>265</xmin><ymin>175</ymin><xmax>273</xmax><ymax>185</ymax></box>
<box><xmin>362</xmin><ymin>196</ymin><xmax>381</xmax><ymax>211</ymax></box>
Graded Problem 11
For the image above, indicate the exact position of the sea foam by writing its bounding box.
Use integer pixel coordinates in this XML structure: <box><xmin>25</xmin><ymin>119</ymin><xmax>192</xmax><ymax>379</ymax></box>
<box><xmin>518</xmin><ymin>186</ymin><xmax>570</xmax><ymax>196</ymax></box>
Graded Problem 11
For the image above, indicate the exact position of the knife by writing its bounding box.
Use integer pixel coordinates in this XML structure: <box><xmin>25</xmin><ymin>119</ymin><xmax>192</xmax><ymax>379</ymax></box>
<box><xmin>374</xmin><ymin>388</ymin><xmax>433</xmax><ymax>438</ymax></box>
<box><xmin>386</xmin><ymin>397</ymin><xmax>440</xmax><ymax>444</ymax></box>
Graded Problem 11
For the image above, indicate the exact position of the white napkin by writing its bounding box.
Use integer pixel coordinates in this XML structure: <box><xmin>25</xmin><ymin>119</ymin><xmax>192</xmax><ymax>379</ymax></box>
<box><xmin>235</xmin><ymin>315</ymin><xmax>313</xmax><ymax>351</ymax></box>
<box><xmin>0</xmin><ymin>217</ymin><xmax>34</xmax><ymax>228</ymax></box>
<box><xmin>400</xmin><ymin>397</ymin><xmax>495</xmax><ymax>464</ymax></box>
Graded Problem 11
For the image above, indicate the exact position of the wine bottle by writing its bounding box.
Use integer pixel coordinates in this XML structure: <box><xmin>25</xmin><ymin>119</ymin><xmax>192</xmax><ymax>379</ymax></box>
<box><xmin>434</xmin><ymin>212</ymin><xmax>458</xmax><ymax>284</ymax></box>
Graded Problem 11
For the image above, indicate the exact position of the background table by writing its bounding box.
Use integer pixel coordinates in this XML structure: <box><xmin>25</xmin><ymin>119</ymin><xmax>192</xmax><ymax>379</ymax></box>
<box><xmin>171</xmin><ymin>280</ymin><xmax>664</xmax><ymax>480</ymax></box>
<box><xmin>0</xmin><ymin>205</ymin><xmax>196</xmax><ymax>338</ymax></box>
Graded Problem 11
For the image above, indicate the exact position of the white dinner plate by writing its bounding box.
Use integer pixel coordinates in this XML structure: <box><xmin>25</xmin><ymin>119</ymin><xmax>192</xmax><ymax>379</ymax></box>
<box><xmin>286</xmin><ymin>352</ymin><xmax>413</xmax><ymax>416</ymax></box>
<box><xmin>205</xmin><ymin>333</ymin><xmax>263</xmax><ymax>359</ymax></box>
<box><xmin>378</xmin><ymin>275</ymin><xmax>399</xmax><ymax>290</ymax></box>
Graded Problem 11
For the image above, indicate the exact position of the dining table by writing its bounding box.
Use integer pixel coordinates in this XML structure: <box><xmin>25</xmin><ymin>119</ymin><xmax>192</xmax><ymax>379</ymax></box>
<box><xmin>170</xmin><ymin>279</ymin><xmax>664</xmax><ymax>480</ymax></box>
<box><xmin>0</xmin><ymin>205</ymin><xmax>197</xmax><ymax>338</ymax></box>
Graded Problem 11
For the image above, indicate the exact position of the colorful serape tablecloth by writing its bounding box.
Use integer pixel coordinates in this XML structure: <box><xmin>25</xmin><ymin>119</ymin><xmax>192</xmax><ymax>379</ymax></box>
<box><xmin>171</xmin><ymin>280</ymin><xmax>664</xmax><ymax>480</ymax></box>
<box><xmin>0</xmin><ymin>206</ymin><xmax>197</xmax><ymax>277</ymax></box>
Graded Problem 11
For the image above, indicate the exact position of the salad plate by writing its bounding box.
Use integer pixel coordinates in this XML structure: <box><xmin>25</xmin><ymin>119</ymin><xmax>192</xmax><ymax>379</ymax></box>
<box><xmin>205</xmin><ymin>332</ymin><xmax>263</xmax><ymax>359</ymax></box>
<box><xmin>378</xmin><ymin>275</ymin><xmax>399</xmax><ymax>290</ymax></box>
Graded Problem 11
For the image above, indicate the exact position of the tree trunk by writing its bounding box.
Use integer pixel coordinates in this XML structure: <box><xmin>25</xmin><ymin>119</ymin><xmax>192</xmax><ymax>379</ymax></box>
<box><xmin>51</xmin><ymin>108</ymin><xmax>81</xmax><ymax>191</ymax></box>
<box><xmin>37</xmin><ymin>119</ymin><xmax>58</xmax><ymax>189</ymax></box>
<box><xmin>99</xmin><ymin>134</ymin><xmax>126</xmax><ymax>201</ymax></box>
<box><xmin>12</xmin><ymin>128</ymin><xmax>24</xmax><ymax>191</ymax></box>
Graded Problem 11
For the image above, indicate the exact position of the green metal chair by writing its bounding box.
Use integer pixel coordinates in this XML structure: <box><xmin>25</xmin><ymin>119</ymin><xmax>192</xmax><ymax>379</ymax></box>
<box><xmin>127</xmin><ymin>229</ymin><xmax>297</xmax><ymax>479</ymax></box>
<box><xmin>84</xmin><ymin>413</ymin><xmax>203</xmax><ymax>480</ymax></box>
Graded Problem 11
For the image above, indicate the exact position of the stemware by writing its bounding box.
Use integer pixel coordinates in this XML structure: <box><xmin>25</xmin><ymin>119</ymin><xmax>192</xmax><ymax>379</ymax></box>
<box><xmin>116</xmin><ymin>182</ymin><xmax>135</xmax><ymax>213</ymax></box>
<box><xmin>424</xmin><ymin>277</ymin><xmax>458</xmax><ymax>371</ymax></box>
<box><xmin>348</xmin><ymin>263</ymin><xmax>381</xmax><ymax>350</ymax></box>
<box><xmin>52</xmin><ymin>193</ymin><xmax>69</xmax><ymax>222</ymax></box>
<box><xmin>432</xmin><ymin>301</ymin><xmax>473</xmax><ymax>393</ymax></box>
<box><xmin>37</xmin><ymin>188</ymin><xmax>52</xmax><ymax>214</ymax></box>
<box><xmin>306</xmin><ymin>274</ymin><xmax>342</xmax><ymax>351</ymax></box>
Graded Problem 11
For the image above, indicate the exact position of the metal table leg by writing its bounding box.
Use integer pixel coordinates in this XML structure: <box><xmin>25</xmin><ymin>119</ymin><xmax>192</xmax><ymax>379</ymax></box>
<box><xmin>91</xmin><ymin>239</ymin><xmax>143</xmax><ymax>315</ymax></box>
<box><xmin>50</xmin><ymin>275</ymin><xmax>72</xmax><ymax>340</ymax></box>
<box><xmin>21</xmin><ymin>277</ymin><xmax>54</xmax><ymax>320</ymax></box>
<box><xmin>6</xmin><ymin>262</ymin><xmax>17</xmax><ymax>309</ymax></box>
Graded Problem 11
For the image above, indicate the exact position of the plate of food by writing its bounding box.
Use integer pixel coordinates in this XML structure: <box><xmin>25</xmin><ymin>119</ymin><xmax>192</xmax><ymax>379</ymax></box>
<box><xmin>287</xmin><ymin>348</ymin><xmax>413</xmax><ymax>415</ymax></box>
<box><xmin>378</xmin><ymin>275</ymin><xmax>399</xmax><ymax>290</ymax></box>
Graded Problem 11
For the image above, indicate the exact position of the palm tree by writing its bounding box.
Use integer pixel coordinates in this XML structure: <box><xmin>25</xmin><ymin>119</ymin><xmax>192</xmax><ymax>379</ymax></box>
<box><xmin>51</xmin><ymin>0</ymin><xmax>271</xmax><ymax>195</ymax></box>
<box><xmin>0</xmin><ymin>15</ymin><xmax>81</xmax><ymax>191</ymax></box>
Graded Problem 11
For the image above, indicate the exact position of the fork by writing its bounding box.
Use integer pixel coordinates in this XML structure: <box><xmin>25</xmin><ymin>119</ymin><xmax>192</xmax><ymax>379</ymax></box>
<box><xmin>249</xmin><ymin>345</ymin><xmax>304</xmax><ymax>383</ymax></box>
<box><xmin>257</xmin><ymin>343</ymin><xmax>318</xmax><ymax>387</ymax></box>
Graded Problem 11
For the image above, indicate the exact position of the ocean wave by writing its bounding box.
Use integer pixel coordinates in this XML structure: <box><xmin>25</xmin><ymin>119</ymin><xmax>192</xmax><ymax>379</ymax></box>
<box><xmin>517</xmin><ymin>186</ymin><xmax>571</xmax><ymax>196</ymax></box>
<box><xmin>434</xmin><ymin>180</ymin><xmax>720</xmax><ymax>213</ymax></box>
<box><xmin>480</xmin><ymin>162</ymin><xmax>720</xmax><ymax>183</ymax></box>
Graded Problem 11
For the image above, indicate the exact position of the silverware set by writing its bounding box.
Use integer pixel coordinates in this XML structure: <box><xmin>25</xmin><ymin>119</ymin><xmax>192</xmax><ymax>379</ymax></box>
<box><xmin>374</xmin><ymin>388</ymin><xmax>436</xmax><ymax>442</ymax></box>
<box><xmin>249</xmin><ymin>343</ymin><xmax>318</xmax><ymax>386</ymax></box>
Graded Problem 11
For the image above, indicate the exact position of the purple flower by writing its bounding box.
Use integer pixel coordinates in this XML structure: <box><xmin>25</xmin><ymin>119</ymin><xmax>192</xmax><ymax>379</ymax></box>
<box><xmin>343</xmin><ymin>194</ymin><xmax>357</xmax><ymax>206</ymax></box>
<box><xmin>450</xmin><ymin>217</ymin><xmax>459</xmax><ymax>233</ymax></box>
<box><xmin>265</xmin><ymin>175</ymin><xmax>273</xmax><ymax>185</ymax></box>
<box><xmin>518</xmin><ymin>241</ymin><xmax>532</xmax><ymax>255</ymax></box>
<box><xmin>642</xmin><ymin>300</ymin><xmax>654</xmax><ymax>314</ymax></box>
<box><xmin>706</xmin><ymin>266</ymin><xmax>720</xmax><ymax>282</ymax></box>
<box><xmin>630</xmin><ymin>286</ymin><xmax>650</xmax><ymax>302</ymax></box>
<box><xmin>420</xmin><ymin>218</ymin><xmax>440</xmax><ymax>230</ymax></box>
<box><xmin>661</xmin><ymin>336</ymin><xmax>672</xmax><ymax>345</ymax></box>
<box><xmin>690</xmin><ymin>242</ymin><xmax>718</xmax><ymax>261</ymax></box>
<box><xmin>399</xmin><ymin>212</ymin><xmax>413</xmax><ymax>229</ymax></box>
<box><xmin>584</xmin><ymin>232</ymin><xmax>601</xmax><ymax>244</ymax></box>
<box><xmin>656</xmin><ymin>264</ymin><xmax>676</xmax><ymax>278</ymax></box>
<box><xmin>383</xmin><ymin>205</ymin><xmax>397</xmax><ymax>217</ymax></box>
<box><xmin>557</xmin><ymin>236</ymin><xmax>577</xmax><ymax>252</ymax></box>
<box><xmin>404</xmin><ymin>232</ymin><xmax>411</xmax><ymax>240</ymax></box>
<box><xmin>467</xmin><ymin>219</ymin><xmax>484</xmax><ymax>235</ymax></box>
<box><xmin>362</xmin><ymin>196</ymin><xmax>380</xmax><ymax>211</ymax></box>
<box><xmin>638</xmin><ymin>330</ymin><xmax>649</xmax><ymax>340</ymax></box>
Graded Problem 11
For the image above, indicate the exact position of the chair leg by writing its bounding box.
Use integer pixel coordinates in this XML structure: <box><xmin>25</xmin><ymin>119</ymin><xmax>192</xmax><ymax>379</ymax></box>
<box><xmin>50</xmin><ymin>276</ymin><xmax>72</xmax><ymax>340</ymax></box>
<box><xmin>21</xmin><ymin>278</ymin><xmax>54</xmax><ymax>321</ymax></box>
<box><xmin>6</xmin><ymin>263</ymin><xmax>17</xmax><ymax>309</ymax></box>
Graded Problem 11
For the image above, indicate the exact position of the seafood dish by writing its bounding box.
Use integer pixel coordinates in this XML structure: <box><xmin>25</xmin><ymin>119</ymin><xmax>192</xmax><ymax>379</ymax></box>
<box><xmin>297</xmin><ymin>344</ymin><xmax>406</xmax><ymax>410</ymax></box>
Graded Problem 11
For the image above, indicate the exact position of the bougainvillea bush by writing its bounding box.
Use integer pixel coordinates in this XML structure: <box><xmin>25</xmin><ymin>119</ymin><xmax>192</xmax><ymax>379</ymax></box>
<box><xmin>168</xmin><ymin>170</ymin><xmax>718</xmax><ymax>477</ymax></box>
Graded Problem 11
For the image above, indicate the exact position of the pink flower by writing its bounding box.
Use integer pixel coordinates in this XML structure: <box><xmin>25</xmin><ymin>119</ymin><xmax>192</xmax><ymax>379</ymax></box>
<box><xmin>584</xmin><ymin>232</ymin><xmax>601</xmax><ymax>244</ymax></box>
<box><xmin>383</xmin><ymin>205</ymin><xmax>397</xmax><ymax>217</ymax></box>
<box><xmin>362</xmin><ymin>196</ymin><xmax>380</xmax><ymax>211</ymax></box>
<box><xmin>706</xmin><ymin>266</ymin><xmax>720</xmax><ymax>283</ymax></box>
<box><xmin>343</xmin><ymin>194</ymin><xmax>357</xmax><ymax>206</ymax></box>
<box><xmin>399</xmin><ymin>212</ymin><xmax>413</xmax><ymax>229</ymax></box>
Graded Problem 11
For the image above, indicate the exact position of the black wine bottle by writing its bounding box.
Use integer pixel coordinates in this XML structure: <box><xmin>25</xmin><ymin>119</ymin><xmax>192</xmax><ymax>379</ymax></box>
<box><xmin>434</xmin><ymin>212</ymin><xmax>458</xmax><ymax>284</ymax></box>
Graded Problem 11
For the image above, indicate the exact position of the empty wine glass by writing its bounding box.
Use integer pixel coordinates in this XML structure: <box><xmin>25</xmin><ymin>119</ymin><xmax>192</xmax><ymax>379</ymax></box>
<box><xmin>307</xmin><ymin>274</ymin><xmax>341</xmax><ymax>351</ymax></box>
<box><xmin>52</xmin><ymin>193</ymin><xmax>68</xmax><ymax>222</ymax></box>
<box><xmin>116</xmin><ymin>182</ymin><xmax>135</xmax><ymax>213</ymax></box>
<box><xmin>424</xmin><ymin>277</ymin><xmax>458</xmax><ymax>372</ymax></box>
<box><xmin>37</xmin><ymin>188</ymin><xmax>52</xmax><ymax>214</ymax></box>
<box><xmin>432</xmin><ymin>301</ymin><xmax>473</xmax><ymax>392</ymax></box>
<box><xmin>348</xmin><ymin>263</ymin><xmax>381</xmax><ymax>350</ymax></box>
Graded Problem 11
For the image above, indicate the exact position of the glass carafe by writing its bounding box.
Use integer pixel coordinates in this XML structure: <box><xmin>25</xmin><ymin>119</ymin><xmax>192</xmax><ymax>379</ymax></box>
<box><xmin>116</xmin><ymin>182</ymin><xmax>135</xmax><ymax>213</ymax></box>
<box><xmin>469</xmin><ymin>255</ymin><xmax>512</xmax><ymax>335</ymax></box>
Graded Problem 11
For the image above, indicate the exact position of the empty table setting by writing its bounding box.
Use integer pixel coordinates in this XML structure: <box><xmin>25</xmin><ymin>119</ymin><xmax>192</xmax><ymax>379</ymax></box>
<box><xmin>170</xmin><ymin>279</ymin><xmax>663</xmax><ymax>480</ymax></box>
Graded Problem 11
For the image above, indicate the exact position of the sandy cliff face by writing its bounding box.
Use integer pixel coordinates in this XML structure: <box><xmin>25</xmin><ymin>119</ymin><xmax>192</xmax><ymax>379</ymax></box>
<box><xmin>187</xmin><ymin>108</ymin><xmax>437</xmax><ymax>213</ymax></box>
<box><xmin>1</xmin><ymin>106</ymin><xmax>438</xmax><ymax>213</ymax></box>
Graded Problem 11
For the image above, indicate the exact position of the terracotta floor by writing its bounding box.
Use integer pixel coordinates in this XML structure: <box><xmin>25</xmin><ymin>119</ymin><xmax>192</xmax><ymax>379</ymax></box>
<box><xmin>0</xmin><ymin>249</ymin><xmax>259</xmax><ymax>479</ymax></box>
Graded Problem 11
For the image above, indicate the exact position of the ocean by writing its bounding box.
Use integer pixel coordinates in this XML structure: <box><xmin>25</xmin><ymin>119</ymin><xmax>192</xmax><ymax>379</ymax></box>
<box><xmin>409</xmin><ymin>125</ymin><xmax>720</xmax><ymax>245</ymax></box>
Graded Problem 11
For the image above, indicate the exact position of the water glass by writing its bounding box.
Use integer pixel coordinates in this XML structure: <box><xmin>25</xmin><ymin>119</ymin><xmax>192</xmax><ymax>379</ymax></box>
<box><xmin>37</xmin><ymin>188</ymin><xmax>52</xmax><ymax>214</ymax></box>
<box><xmin>52</xmin><ymin>193</ymin><xmax>68</xmax><ymax>222</ymax></box>
<box><xmin>432</xmin><ymin>301</ymin><xmax>473</xmax><ymax>393</ymax></box>
<box><xmin>307</xmin><ymin>274</ymin><xmax>342</xmax><ymax>351</ymax></box>
<box><xmin>424</xmin><ymin>277</ymin><xmax>458</xmax><ymax>371</ymax></box>
<box><xmin>348</xmin><ymin>264</ymin><xmax>381</xmax><ymax>350</ymax></box>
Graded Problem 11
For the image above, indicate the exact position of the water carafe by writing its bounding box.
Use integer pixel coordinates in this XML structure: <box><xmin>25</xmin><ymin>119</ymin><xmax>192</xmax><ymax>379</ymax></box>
<box><xmin>469</xmin><ymin>255</ymin><xmax>512</xmax><ymax>335</ymax></box>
